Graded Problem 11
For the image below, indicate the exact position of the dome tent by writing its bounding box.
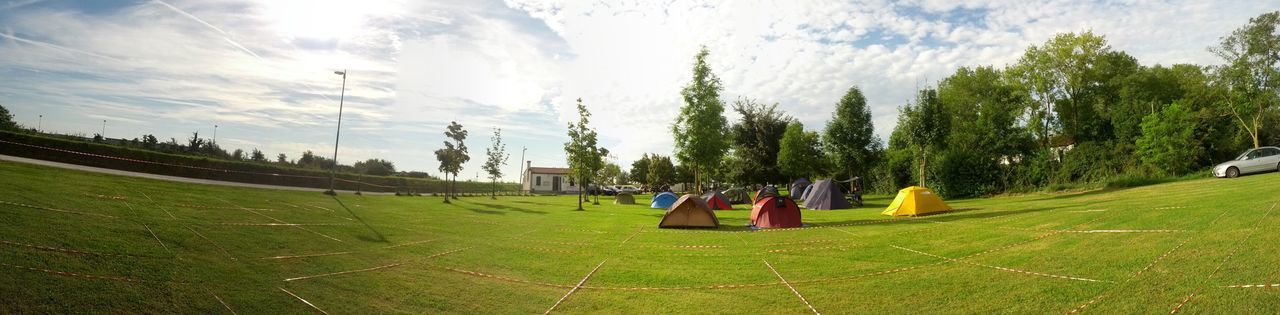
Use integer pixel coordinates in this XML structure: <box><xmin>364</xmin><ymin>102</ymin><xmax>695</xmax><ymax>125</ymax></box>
<box><xmin>702</xmin><ymin>191</ymin><xmax>733</xmax><ymax>210</ymax></box>
<box><xmin>614</xmin><ymin>193</ymin><xmax>636</xmax><ymax>205</ymax></box>
<box><xmin>722</xmin><ymin>188</ymin><xmax>751</xmax><ymax>204</ymax></box>
<box><xmin>658</xmin><ymin>194</ymin><xmax>720</xmax><ymax>228</ymax></box>
<box><xmin>750</xmin><ymin>195</ymin><xmax>803</xmax><ymax>228</ymax></box>
<box><xmin>651</xmin><ymin>192</ymin><xmax>679</xmax><ymax>209</ymax></box>
<box><xmin>802</xmin><ymin>179</ymin><xmax>852</xmax><ymax>210</ymax></box>
<box><xmin>882</xmin><ymin>186</ymin><xmax>952</xmax><ymax>216</ymax></box>
<box><xmin>789</xmin><ymin>178</ymin><xmax>811</xmax><ymax>198</ymax></box>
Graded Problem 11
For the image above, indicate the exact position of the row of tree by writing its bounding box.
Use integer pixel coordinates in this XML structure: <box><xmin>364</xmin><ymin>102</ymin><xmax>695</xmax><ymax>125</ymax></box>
<box><xmin>433</xmin><ymin>121</ymin><xmax>512</xmax><ymax>203</ymax></box>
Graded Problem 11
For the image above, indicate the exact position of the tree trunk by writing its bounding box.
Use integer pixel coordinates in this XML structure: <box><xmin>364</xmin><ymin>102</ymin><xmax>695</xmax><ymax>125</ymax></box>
<box><xmin>577</xmin><ymin>175</ymin><xmax>584</xmax><ymax>211</ymax></box>
<box><xmin>442</xmin><ymin>173</ymin><xmax>450</xmax><ymax>204</ymax></box>
<box><xmin>491</xmin><ymin>179</ymin><xmax>497</xmax><ymax>199</ymax></box>
<box><xmin>918</xmin><ymin>149</ymin><xmax>927</xmax><ymax>188</ymax></box>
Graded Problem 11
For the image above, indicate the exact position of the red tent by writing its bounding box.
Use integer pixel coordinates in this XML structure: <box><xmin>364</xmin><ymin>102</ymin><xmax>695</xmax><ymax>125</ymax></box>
<box><xmin>750</xmin><ymin>196</ymin><xmax>803</xmax><ymax>228</ymax></box>
<box><xmin>702</xmin><ymin>192</ymin><xmax>733</xmax><ymax>210</ymax></box>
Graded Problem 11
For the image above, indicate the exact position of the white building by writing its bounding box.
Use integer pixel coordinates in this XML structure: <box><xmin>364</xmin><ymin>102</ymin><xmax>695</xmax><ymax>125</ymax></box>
<box><xmin>521</xmin><ymin>162</ymin><xmax>579</xmax><ymax>194</ymax></box>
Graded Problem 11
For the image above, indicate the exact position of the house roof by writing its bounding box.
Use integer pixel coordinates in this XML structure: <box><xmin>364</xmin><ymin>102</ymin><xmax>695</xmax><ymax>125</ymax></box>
<box><xmin>527</xmin><ymin>167</ymin><xmax>570</xmax><ymax>175</ymax></box>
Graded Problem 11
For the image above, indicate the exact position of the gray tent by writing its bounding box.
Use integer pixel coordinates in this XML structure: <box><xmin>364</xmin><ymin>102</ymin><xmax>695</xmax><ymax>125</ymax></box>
<box><xmin>802</xmin><ymin>179</ymin><xmax>852</xmax><ymax>210</ymax></box>
<box><xmin>790</xmin><ymin>178</ymin><xmax>811</xmax><ymax>198</ymax></box>
<box><xmin>798</xmin><ymin>184</ymin><xmax>815</xmax><ymax>201</ymax></box>
<box><xmin>722</xmin><ymin>188</ymin><xmax>751</xmax><ymax>204</ymax></box>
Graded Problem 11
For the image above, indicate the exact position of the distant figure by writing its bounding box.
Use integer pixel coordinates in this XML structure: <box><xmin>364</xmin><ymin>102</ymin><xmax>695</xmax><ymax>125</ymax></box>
<box><xmin>851</xmin><ymin>176</ymin><xmax>864</xmax><ymax>205</ymax></box>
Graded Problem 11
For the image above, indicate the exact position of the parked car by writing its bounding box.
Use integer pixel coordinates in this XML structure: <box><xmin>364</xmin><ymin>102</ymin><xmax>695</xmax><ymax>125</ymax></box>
<box><xmin>615</xmin><ymin>185</ymin><xmax>638</xmax><ymax>194</ymax></box>
<box><xmin>602</xmin><ymin>186</ymin><xmax>618</xmax><ymax>196</ymax></box>
<box><xmin>1213</xmin><ymin>146</ymin><xmax>1280</xmax><ymax>178</ymax></box>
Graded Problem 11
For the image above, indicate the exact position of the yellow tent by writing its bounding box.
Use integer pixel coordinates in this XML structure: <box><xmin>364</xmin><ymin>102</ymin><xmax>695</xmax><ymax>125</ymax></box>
<box><xmin>882</xmin><ymin>186</ymin><xmax>951</xmax><ymax>216</ymax></box>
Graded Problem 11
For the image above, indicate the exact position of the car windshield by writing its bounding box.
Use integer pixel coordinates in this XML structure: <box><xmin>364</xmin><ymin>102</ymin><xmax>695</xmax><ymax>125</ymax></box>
<box><xmin>1237</xmin><ymin>151</ymin><xmax>1251</xmax><ymax>160</ymax></box>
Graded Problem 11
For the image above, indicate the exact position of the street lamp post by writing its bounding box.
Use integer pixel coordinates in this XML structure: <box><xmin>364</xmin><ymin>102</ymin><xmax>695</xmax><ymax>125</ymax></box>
<box><xmin>37</xmin><ymin>115</ymin><xmax>42</xmax><ymax>132</ymax></box>
<box><xmin>325</xmin><ymin>69</ymin><xmax>348</xmax><ymax>195</ymax></box>
<box><xmin>101</xmin><ymin>120</ymin><xmax>106</xmax><ymax>137</ymax></box>
<box><xmin>213</xmin><ymin>125</ymin><xmax>218</xmax><ymax>144</ymax></box>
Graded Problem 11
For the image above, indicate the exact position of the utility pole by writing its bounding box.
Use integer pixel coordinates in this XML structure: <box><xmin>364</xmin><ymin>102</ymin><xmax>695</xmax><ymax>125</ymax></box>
<box><xmin>213</xmin><ymin>124</ymin><xmax>218</xmax><ymax>144</ymax></box>
<box><xmin>517</xmin><ymin>146</ymin><xmax>526</xmax><ymax>191</ymax></box>
<box><xmin>37</xmin><ymin>115</ymin><xmax>42</xmax><ymax>132</ymax></box>
<box><xmin>325</xmin><ymin>69</ymin><xmax>348</xmax><ymax>195</ymax></box>
<box><xmin>101</xmin><ymin>120</ymin><xmax>106</xmax><ymax>137</ymax></box>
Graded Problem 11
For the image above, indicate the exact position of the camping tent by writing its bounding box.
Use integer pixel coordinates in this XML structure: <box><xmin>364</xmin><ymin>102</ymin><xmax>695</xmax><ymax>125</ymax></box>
<box><xmin>722</xmin><ymin>188</ymin><xmax>751</xmax><ymax>204</ymax></box>
<box><xmin>750</xmin><ymin>196</ymin><xmax>803</xmax><ymax>228</ymax></box>
<box><xmin>797</xmin><ymin>184</ymin><xmax>814</xmax><ymax>201</ymax></box>
<box><xmin>702</xmin><ymin>191</ymin><xmax>733</xmax><ymax>210</ymax></box>
<box><xmin>753</xmin><ymin>186</ymin><xmax>780</xmax><ymax>203</ymax></box>
<box><xmin>790</xmin><ymin>178</ymin><xmax>811</xmax><ymax>198</ymax></box>
<box><xmin>658</xmin><ymin>194</ymin><xmax>720</xmax><ymax>228</ymax></box>
<box><xmin>882</xmin><ymin>186</ymin><xmax>952</xmax><ymax>216</ymax></box>
<box><xmin>651</xmin><ymin>192</ymin><xmax>679</xmax><ymax>209</ymax></box>
<box><xmin>802</xmin><ymin>179</ymin><xmax>852</xmax><ymax>210</ymax></box>
<box><xmin>614</xmin><ymin>193</ymin><xmax>636</xmax><ymax>205</ymax></box>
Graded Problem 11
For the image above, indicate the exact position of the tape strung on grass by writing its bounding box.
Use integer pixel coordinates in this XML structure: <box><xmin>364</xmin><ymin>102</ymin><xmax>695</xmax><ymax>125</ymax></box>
<box><xmin>544</xmin><ymin>259</ymin><xmax>607</xmax><ymax>315</ymax></box>
<box><xmin>81</xmin><ymin>192</ymin><xmax>128</xmax><ymax>201</ymax></box>
<box><xmin>1220</xmin><ymin>284</ymin><xmax>1280</xmax><ymax>288</ymax></box>
<box><xmin>382</xmin><ymin>239</ymin><xmax>437</xmax><ymax>249</ymax></box>
<box><xmin>764</xmin><ymin>259</ymin><xmax>821</xmax><ymax>315</ymax></box>
<box><xmin>143</xmin><ymin>224</ymin><xmax>171</xmax><ymax>253</ymax></box>
<box><xmin>262</xmin><ymin>251</ymin><xmax>354</xmax><ymax>260</ymax></box>
<box><xmin>278</xmin><ymin>287</ymin><xmax>329</xmax><ymax>315</ymax></box>
<box><xmin>0</xmin><ymin>200</ymin><xmax>117</xmax><ymax>219</ymax></box>
<box><xmin>1070</xmin><ymin>237</ymin><xmax>1195</xmax><ymax>313</ymax></box>
<box><xmin>137</xmin><ymin>190</ymin><xmax>178</xmax><ymax>219</ymax></box>
<box><xmin>1170</xmin><ymin>201</ymin><xmax>1277</xmax><ymax>314</ymax></box>
<box><xmin>284</xmin><ymin>263</ymin><xmax>405</xmax><ymax>282</ymax></box>
<box><xmin>212</xmin><ymin>294</ymin><xmax>237</xmax><ymax>314</ymax></box>
<box><xmin>187</xmin><ymin>226</ymin><xmax>235</xmax><ymax>260</ymax></box>
<box><xmin>212</xmin><ymin>222</ymin><xmax>358</xmax><ymax>226</ymax></box>
<box><xmin>767</xmin><ymin>244</ymin><xmax>861</xmax><ymax>253</ymax></box>
<box><xmin>0</xmin><ymin>239</ymin><xmax>156</xmax><ymax>258</ymax></box>
<box><xmin>890</xmin><ymin>244</ymin><xmax>1110</xmax><ymax>283</ymax></box>
<box><xmin>0</xmin><ymin>262</ymin><xmax>142</xmax><ymax>283</ymax></box>
<box><xmin>175</xmin><ymin>204</ymin><xmax>279</xmax><ymax>211</ymax></box>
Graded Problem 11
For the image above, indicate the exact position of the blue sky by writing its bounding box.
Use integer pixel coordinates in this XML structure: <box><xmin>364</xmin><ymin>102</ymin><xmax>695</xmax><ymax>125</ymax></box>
<box><xmin>1</xmin><ymin>0</ymin><xmax>1275</xmax><ymax>181</ymax></box>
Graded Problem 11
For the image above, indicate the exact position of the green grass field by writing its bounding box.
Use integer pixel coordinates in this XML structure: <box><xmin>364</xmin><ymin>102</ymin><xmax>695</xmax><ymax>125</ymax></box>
<box><xmin>1</xmin><ymin>160</ymin><xmax>1278</xmax><ymax>314</ymax></box>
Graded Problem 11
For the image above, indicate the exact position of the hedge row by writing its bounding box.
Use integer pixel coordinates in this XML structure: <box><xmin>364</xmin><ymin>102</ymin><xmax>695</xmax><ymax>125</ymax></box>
<box><xmin>0</xmin><ymin>131</ymin><xmax>518</xmax><ymax>193</ymax></box>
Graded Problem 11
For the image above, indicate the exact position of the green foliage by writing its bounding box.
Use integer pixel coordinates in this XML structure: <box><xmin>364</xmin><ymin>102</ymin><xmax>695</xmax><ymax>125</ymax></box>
<box><xmin>249</xmin><ymin>148</ymin><xmax>266</xmax><ymax>162</ymax></box>
<box><xmin>646</xmin><ymin>154</ymin><xmax>677</xmax><ymax>187</ymax></box>
<box><xmin>728</xmin><ymin>98</ymin><xmax>790</xmax><ymax>186</ymax></box>
<box><xmin>777</xmin><ymin>122</ymin><xmax>825</xmax><ymax>180</ymax></box>
<box><xmin>0</xmin><ymin>104</ymin><xmax>16</xmax><ymax>130</ymax></box>
<box><xmin>824</xmin><ymin>86</ymin><xmax>878</xmax><ymax>179</ymax></box>
<box><xmin>276</xmin><ymin>153</ymin><xmax>288</xmax><ymax>164</ymax></box>
<box><xmin>482</xmin><ymin>128</ymin><xmax>509</xmax><ymax>184</ymax></box>
<box><xmin>1211</xmin><ymin>11</ymin><xmax>1280</xmax><ymax>148</ymax></box>
<box><xmin>354</xmin><ymin>158</ymin><xmax>396</xmax><ymax>176</ymax></box>
<box><xmin>435</xmin><ymin>121</ymin><xmax>469</xmax><ymax>201</ymax></box>
<box><xmin>898</xmin><ymin>88</ymin><xmax>949</xmax><ymax>187</ymax></box>
<box><xmin>672</xmin><ymin>46</ymin><xmax>730</xmax><ymax>191</ymax></box>
<box><xmin>1008</xmin><ymin>31</ymin><xmax>1113</xmax><ymax>146</ymax></box>
<box><xmin>231</xmin><ymin>149</ymin><xmax>245</xmax><ymax>160</ymax></box>
<box><xmin>564</xmin><ymin>98</ymin><xmax>607</xmax><ymax>209</ymax></box>
<box><xmin>1137</xmin><ymin>103</ymin><xmax>1203</xmax><ymax>176</ymax></box>
<box><xmin>629</xmin><ymin>153</ymin><xmax>650</xmax><ymax>185</ymax></box>
<box><xmin>931</xmin><ymin>148</ymin><xmax>1000</xmax><ymax>199</ymax></box>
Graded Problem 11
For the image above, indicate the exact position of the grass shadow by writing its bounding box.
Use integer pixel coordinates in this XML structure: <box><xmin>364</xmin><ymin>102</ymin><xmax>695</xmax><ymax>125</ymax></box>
<box><xmin>330</xmin><ymin>196</ymin><xmax>388</xmax><ymax>243</ymax></box>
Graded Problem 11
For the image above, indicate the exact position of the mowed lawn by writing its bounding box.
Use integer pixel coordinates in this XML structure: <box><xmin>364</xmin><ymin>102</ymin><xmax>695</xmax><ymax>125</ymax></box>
<box><xmin>1</xmin><ymin>160</ymin><xmax>1279</xmax><ymax>314</ymax></box>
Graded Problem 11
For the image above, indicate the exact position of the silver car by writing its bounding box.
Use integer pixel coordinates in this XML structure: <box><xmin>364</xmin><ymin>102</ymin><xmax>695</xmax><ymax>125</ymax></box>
<box><xmin>1213</xmin><ymin>146</ymin><xmax>1280</xmax><ymax>178</ymax></box>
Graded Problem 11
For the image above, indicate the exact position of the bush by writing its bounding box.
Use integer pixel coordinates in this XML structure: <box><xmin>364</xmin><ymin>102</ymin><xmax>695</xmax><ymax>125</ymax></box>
<box><xmin>932</xmin><ymin>148</ymin><xmax>1000</xmax><ymax>199</ymax></box>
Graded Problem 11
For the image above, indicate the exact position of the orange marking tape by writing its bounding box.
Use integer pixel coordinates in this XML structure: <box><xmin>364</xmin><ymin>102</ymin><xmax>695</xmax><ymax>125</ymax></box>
<box><xmin>262</xmin><ymin>252</ymin><xmax>354</xmax><ymax>260</ymax></box>
<box><xmin>383</xmin><ymin>239</ymin><xmax>437</xmax><ymax>249</ymax></box>
<box><xmin>544</xmin><ymin>259</ymin><xmax>607</xmax><ymax>314</ymax></box>
<box><xmin>891</xmin><ymin>245</ymin><xmax>1109</xmax><ymax>283</ymax></box>
<box><xmin>1170</xmin><ymin>201</ymin><xmax>1277</xmax><ymax>314</ymax></box>
<box><xmin>1220</xmin><ymin>284</ymin><xmax>1280</xmax><ymax>288</ymax></box>
<box><xmin>1</xmin><ymin>262</ymin><xmax>142</xmax><ymax>283</ymax></box>
<box><xmin>0</xmin><ymin>239</ymin><xmax>154</xmax><ymax>258</ymax></box>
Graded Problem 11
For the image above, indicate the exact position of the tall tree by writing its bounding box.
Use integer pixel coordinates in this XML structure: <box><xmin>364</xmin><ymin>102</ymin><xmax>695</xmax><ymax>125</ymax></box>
<box><xmin>564</xmin><ymin>98</ymin><xmax>603</xmax><ymax>210</ymax></box>
<box><xmin>482</xmin><ymin>128</ymin><xmax>509</xmax><ymax>199</ymax></box>
<box><xmin>1008</xmin><ymin>31</ymin><xmax>1112</xmax><ymax>148</ymax></box>
<box><xmin>728</xmin><ymin>98</ymin><xmax>790</xmax><ymax>186</ymax></box>
<box><xmin>629</xmin><ymin>153</ymin><xmax>651</xmax><ymax>187</ymax></box>
<box><xmin>646</xmin><ymin>154</ymin><xmax>677</xmax><ymax>189</ymax></box>
<box><xmin>250</xmin><ymin>148</ymin><xmax>267</xmax><ymax>162</ymax></box>
<box><xmin>1211</xmin><ymin>11</ymin><xmax>1280</xmax><ymax>148</ymax></box>
<box><xmin>778</xmin><ymin>122</ymin><xmax>826</xmax><ymax>180</ymax></box>
<box><xmin>824</xmin><ymin>86</ymin><xmax>879</xmax><ymax>181</ymax></box>
<box><xmin>0</xmin><ymin>104</ymin><xmax>15</xmax><ymax>130</ymax></box>
<box><xmin>1137</xmin><ymin>103</ymin><xmax>1202</xmax><ymax>175</ymax></box>
<box><xmin>277</xmin><ymin>153</ymin><xmax>288</xmax><ymax>164</ymax></box>
<box><xmin>672</xmin><ymin>46</ymin><xmax>730</xmax><ymax>193</ymax></box>
<box><xmin>354</xmin><ymin>159</ymin><xmax>396</xmax><ymax>176</ymax></box>
<box><xmin>435</xmin><ymin>121</ymin><xmax>469</xmax><ymax>203</ymax></box>
<box><xmin>900</xmin><ymin>88</ymin><xmax>950</xmax><ymax>187</ymax></box>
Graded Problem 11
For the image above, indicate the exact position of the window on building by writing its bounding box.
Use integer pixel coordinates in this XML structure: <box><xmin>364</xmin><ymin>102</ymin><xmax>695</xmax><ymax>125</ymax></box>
<box><xmin>569</xmin><ymin>177</ymin><xmax>574</xmax><ymax>186</ymax></box>
<box><xmin>536</xmin><ymin>176</ymin><xmax>541</xmax><ymax>186</ymax></box>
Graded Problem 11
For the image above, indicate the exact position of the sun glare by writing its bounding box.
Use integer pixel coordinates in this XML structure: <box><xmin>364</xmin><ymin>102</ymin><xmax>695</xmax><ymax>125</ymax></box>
<box><xmin>257</xmin><ymin>0</ymin><xmax>403</xmax><ymax>42</ymax></box>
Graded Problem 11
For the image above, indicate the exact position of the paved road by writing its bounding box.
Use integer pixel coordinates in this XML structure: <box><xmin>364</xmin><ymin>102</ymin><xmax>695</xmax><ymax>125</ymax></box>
<box><xmin>0</xmin><ymin>154</ymin><xmax>392</xmax><ymax>195</ymax></box>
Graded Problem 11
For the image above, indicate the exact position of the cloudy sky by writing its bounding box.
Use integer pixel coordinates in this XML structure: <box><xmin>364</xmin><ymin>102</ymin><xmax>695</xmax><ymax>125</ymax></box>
<box><xmin>0</xmin><ymin>0</ymin><xmax>1274</xmax><ymax>181</ymax></box>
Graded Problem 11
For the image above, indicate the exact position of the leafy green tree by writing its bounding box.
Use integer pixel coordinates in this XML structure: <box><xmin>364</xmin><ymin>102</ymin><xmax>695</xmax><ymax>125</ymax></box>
<box><xmin>778</xmin><ymin>122</ymin><xmax>826</xmax><ymax>180</ymax></box>
<box><xmin>564</xmin><ymin>98</ymin><xmax>604</xmax><ymax>210</ymax></box>
<box><xmin>232</xmin><ymin>149</ymin><xmax>245</xmax><ymax>160</ymax></box>
<box><xmin>728</xmin><ymin>98</ymin><xmax>790</xmax><ymax>186</ymax></box>
<box><xmin>1211</xmin><ymin>11</ymin><xmax>1280</xmax><ymax>149</ymax></box>
<box><xmin>899</xmin><ymin>88</ymin><xmax>950</xmax><ymax>187</ymax></box>
<box><xmin>434</xmin><ymin>121</ymin><xmax>469</xmax><ymax>203</ymax></box>
<box><xmin>1008</xmin><ymin>31</ymin><xmax>1112</xmax><ymax>147</ymax></box>
<box><xmin>250</xmin><ymin>149</ymin><xmax>267</xmax><ymax>162</ymax></box>
<box><xmin>629</xmin><ymin>153</ymin><xmax>650</xmax><ymax>186</ymax></box>
<box><xmin>1137</xmin><ymin>103</ymin><xmax>1203</xmax><ymax>175</ymax></box>
<box><xmin>0</xmin><ymin>104</ymin><xmax>14</xmax><ymax>130</ymax></box>
<box><xmin>672</xmin><ymin>46</ymin><xmax>730</xmax><ymax>193</ymax></box>
<box><xmin>597</xmin><ymin>162</ymin><xmax>622</xmax><ymax>187</ymax></box>
<box><xmin>646</xmin><ymin>154</ymin><xmax>677</xmax><ymax>189</ymax></box>
<box><xmin>824</xmin><ymin>86</ymin><xmax>879</xmax><ymax>181</ymax></box>
<box><xmin>276</xmin><ymin>153</ymin><xmax>288</xmax><ymax>164</ymax></box>
<box><xmin>482</xmin><ymin>128</ymin><xmax>509</xmax><ymax>199</ymax></box>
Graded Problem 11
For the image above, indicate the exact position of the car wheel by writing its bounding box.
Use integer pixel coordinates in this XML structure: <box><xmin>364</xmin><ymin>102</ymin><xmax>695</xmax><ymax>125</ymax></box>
<box><xmin>1227</xmin><ymin>167</ymin><xmax>1239</xmax><ymax>178</ymax></box>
